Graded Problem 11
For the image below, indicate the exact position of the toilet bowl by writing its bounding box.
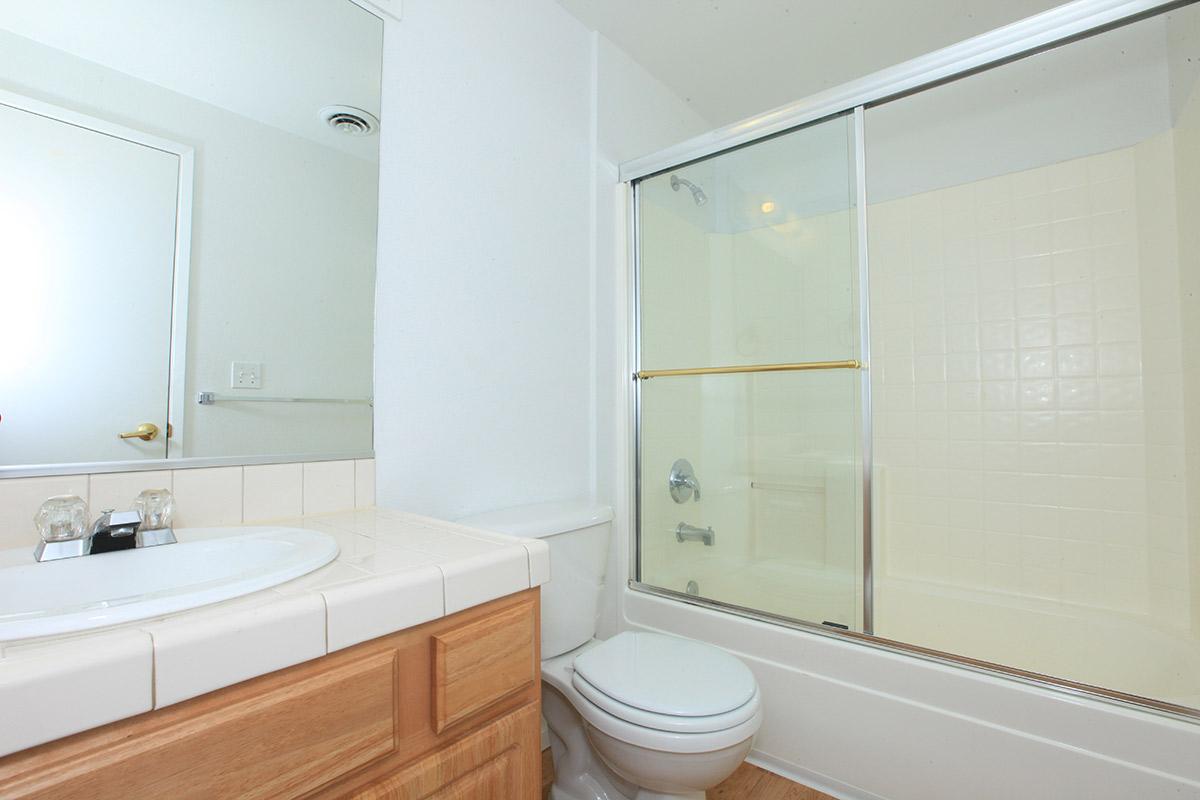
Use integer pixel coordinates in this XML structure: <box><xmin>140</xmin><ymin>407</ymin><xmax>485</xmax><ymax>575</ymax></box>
<box><xmin>542</xmin><ymin>634</ymin><xmax>761</xmax><ymax>800</ymax></box>
<box><xmin>457</xmin><ymin>501</ymin><xmax>762</xmax><ymax>800</ymax></box>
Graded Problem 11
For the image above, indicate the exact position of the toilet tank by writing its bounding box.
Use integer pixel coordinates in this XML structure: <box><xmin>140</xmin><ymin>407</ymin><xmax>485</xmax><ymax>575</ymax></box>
<box><xmin>457</xmin><ymin>500</ymin><xmax>613</xmax><ymax>659</ymax></box>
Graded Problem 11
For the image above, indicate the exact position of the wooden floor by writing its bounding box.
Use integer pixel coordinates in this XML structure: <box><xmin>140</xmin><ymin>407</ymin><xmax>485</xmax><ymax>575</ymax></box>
<box><xmin>541</xmin><ymin>750</ymin><xmax>833</xmax><ymax>800</ymax></box>
<box><xmin>708</xmin><ymin>762</ymin><xmax>836</xmax><ymax>799</ymax></box>
<box><xmin>541</xmin><ymin>749</ymin><xmax>554</xmax><ymax>800</ymax></box>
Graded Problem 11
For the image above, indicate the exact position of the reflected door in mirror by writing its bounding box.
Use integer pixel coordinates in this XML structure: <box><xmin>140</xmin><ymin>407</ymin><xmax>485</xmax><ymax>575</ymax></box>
<box><xmin>0</xmin><ymin>101</ymin><xmax>179</xmax><ymax>465</ymax></box>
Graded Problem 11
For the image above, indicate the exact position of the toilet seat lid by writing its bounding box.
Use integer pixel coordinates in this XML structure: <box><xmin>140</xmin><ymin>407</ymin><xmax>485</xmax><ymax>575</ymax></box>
<box><xmin>571</xmin><ymin>631</ymin><xmax>757</xmax><ymax>718</ymax></box>
<box><xmin>573</xmin><ymin>672</ymin><xmax>761</xmax><ymax>734</ymax></box>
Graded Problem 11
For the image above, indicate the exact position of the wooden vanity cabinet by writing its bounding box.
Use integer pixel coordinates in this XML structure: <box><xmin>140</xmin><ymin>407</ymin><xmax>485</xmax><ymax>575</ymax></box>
<box><xmin>0</xmin><ymin>589</ymin><xmax>542</xmax><ymax>800</ymax></box>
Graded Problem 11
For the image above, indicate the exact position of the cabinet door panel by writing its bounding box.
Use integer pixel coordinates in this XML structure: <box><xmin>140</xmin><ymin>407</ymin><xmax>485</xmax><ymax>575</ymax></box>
<box><xmin>432</xmin><ymin>602</ymin><xmax>536</xmax><ymax>732</ymax></box>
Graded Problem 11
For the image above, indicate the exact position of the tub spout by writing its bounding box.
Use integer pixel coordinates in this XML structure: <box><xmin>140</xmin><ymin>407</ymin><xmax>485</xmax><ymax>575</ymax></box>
<box><xmin>676</xmin><ymin>522</ymin><xmax>715</xmax><ymax>546</ymax></box>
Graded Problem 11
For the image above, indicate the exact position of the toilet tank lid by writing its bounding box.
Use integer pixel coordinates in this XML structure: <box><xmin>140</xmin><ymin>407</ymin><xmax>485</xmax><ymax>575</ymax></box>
<box><xmin>456</xmin><ymin>500</ymin><xmax>613</xmax><ymax>539</ymax></box>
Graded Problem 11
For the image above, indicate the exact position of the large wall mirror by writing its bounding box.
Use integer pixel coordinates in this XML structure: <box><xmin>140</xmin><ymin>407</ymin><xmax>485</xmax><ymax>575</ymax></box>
<box><xmin>0</xmin><ymin>0</ymin><xmax>382</xmax><ymax>474</ymax></box>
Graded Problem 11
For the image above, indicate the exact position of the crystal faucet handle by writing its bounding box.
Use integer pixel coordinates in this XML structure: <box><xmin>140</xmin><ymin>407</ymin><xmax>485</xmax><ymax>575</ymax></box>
<box><xmin>34</xmin><ymin>495</ymin><xmax>88</xmax><ymax>542</ymax></box>
<box><xmin>134</xmin><ymin>488</ymin><xmax>175</xmax><ymax>531</ymax></box>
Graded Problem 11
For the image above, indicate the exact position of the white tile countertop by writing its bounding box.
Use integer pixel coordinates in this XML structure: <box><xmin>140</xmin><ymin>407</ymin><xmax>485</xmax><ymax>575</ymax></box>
<box><xmin>0</xmin><ymin>507</ymin><xmax>549</xmax><ymax>758</ymax></box>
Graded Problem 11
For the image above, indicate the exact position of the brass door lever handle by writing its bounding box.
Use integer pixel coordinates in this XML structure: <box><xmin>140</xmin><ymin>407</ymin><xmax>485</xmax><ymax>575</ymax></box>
<box><xmin>118</xmin><ymin>423</ymin><xmax>160</xmax><ymax>441</ymax></box>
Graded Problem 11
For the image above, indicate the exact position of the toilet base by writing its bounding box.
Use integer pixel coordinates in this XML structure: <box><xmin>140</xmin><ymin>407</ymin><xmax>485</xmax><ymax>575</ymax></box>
<box><xmin>544</xmin><ymin>680</ymin><xmax>638</xmax><ymax>800</ymax></box>
<box><xmin>542</xmin><ymin>673</ymin><xmax>752</xmax><ymax>800</ymax></box>
<box><xmin>584</xmin><ymin>722</ymin><xmax>751</xmax><ymax>799</ymax></box>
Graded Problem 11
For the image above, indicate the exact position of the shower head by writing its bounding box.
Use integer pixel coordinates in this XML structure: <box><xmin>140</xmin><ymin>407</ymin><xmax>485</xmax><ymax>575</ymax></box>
<box><xmin>670</xmin><ymin>174</ymin><xmax>708</xmax><ymax>206</ymax></box>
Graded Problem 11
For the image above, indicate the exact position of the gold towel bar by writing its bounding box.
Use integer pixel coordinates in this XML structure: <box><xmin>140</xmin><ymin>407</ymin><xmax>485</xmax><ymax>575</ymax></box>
<box><xmin>635</xmin><ymin>359</ymin><xmax>861</xmax><ymax>380</ymax></box>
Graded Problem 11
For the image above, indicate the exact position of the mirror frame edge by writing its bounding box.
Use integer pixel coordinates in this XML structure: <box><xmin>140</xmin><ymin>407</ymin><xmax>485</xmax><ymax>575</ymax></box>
<box><xmin>0</xmin><ymin>450</ymin><xmax>375</xmax><ymax>480</ymax></box>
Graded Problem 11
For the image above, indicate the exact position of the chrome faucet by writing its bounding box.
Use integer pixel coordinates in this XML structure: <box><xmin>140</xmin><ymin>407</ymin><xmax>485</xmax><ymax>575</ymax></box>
<box><xmin>88</xmin><ymin>509</ymin><xmax>142</xmax><ymax>554</ymax></box>
<box><xmin>34</xmin><ymin>508</ymin><xmax>177</xmax><ymax>562</ymax></box>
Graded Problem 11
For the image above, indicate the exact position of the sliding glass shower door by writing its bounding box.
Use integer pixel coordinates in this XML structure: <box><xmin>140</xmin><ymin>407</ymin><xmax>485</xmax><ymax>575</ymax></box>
<box><xmin>635</xmin><ymin>113</ymin><xmax>867</xmax><ymax>631</ymax></box>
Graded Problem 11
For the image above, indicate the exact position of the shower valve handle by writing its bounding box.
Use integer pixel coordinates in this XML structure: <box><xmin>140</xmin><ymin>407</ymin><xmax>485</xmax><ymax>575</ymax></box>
<box><xmin>668</xmin><ymin>459</ymin><xmax>701</xmax><ymax>503</ymax></box>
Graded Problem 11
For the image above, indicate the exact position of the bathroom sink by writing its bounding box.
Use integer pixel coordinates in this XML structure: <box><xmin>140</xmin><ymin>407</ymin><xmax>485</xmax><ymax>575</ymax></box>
<box><xmin>0</xmin><ymin>527</ymin><xmax>338</xmax><ymax>641</ymax></box>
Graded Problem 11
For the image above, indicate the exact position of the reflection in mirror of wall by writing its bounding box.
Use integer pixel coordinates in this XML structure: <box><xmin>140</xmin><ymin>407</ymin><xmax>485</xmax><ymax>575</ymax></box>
<box><xmin>0</xmin><ymin>0</ymin><xmax>382</xmax><ymax>471</ymax></box>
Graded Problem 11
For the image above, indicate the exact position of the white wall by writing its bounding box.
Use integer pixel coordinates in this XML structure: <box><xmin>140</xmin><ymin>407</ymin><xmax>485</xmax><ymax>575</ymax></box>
<box><xmin>372</xmin><ymin>4</ymin><xmax>708</xmax><ymax>525</ymax></box>
<box><xmin>373</xmin><ymin>0</ymin><xmax>595</xmax><ymax>519</ymax></box>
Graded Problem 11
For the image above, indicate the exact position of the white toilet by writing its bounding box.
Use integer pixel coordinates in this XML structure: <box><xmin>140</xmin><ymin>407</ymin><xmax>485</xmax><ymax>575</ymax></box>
<box><xmin>458</xmin><ymin>501</ymin><xmax>762</xmax><ymax>800</ymax></box>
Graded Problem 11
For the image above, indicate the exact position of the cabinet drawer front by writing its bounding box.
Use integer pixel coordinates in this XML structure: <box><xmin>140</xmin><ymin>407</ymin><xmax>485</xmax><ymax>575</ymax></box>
<box><xmin>2</xmin><ymin>651</ymin><xmax>398</xmax><ymax>800</ymax></box>
<box><xmin>432</xmin><ymin>602</ymin><xmax>536</xmax><ymax>732</ymax></box>
<box><xmin>349</xmin><ymin>703</ymin><xmax>538</xmax><ymax>800</ymax></box>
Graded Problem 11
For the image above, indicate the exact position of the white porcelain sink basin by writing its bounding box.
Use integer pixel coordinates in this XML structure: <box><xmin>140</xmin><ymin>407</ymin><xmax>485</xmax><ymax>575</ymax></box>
<box><xmin>0</xmin><ymin>527</ymin><xmax>338</xmax><ymax>641</ymax></box>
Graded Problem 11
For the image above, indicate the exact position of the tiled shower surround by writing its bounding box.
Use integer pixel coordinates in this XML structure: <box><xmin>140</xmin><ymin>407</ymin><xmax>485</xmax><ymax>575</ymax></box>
<box><xmin>868</xmin><ymin>133</ymin><xmax>1200</xmax><ymax>699</ymax></box>
<box><xmin>869</xmin><ymin>138</ymin><xmax>1185</xmax><ymax>611</ymax></box>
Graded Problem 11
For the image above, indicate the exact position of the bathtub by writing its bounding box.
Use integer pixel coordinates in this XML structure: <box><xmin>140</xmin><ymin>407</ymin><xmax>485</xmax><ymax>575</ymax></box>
<box><xmin>643</xmin><ymin>554</ymin><xmax>1200</xmax><ymax>708</ymax></box>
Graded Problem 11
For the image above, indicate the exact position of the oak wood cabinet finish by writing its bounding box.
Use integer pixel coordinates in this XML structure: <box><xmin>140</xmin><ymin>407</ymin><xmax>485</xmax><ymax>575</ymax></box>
<box><xmin>0</xmin><ymin>588</ymin><xmax>541</xmax><ymax>800</ymax></box>
<box><xmin>433</xmin><ymin>601</ymin><xmax>537</xmax><ymax>733</ymax></box>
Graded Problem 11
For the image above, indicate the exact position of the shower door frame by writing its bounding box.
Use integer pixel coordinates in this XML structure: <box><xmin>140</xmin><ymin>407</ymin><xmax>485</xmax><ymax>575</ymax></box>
<box><xmin>625</xmin><ymin>0</ymin><xmax>1200</xmax><ymax>724</ymax></box>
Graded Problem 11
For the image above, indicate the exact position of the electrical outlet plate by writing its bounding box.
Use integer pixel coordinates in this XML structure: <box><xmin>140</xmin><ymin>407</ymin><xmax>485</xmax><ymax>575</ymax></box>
<box><xmin>230</xmin><ymin>361</ymin><xmax>262</xmax><ymax>389</ymax></box>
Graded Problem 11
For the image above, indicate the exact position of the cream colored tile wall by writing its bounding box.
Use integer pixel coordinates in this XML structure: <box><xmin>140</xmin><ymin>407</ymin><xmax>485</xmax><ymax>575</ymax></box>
<box><xmin>0</xmin><ymin>459</ymin><xmax>375</xmax><ymax>550</ymax></box>
<box><xmin>736</xmin><ymin>213</ymin><xmax>862</xmax><ymax>627</ymax></box>
<box><xmin>869</xmin><ymin>138</ymin><xmax>1190</xmax><ymax>627</ymax></box>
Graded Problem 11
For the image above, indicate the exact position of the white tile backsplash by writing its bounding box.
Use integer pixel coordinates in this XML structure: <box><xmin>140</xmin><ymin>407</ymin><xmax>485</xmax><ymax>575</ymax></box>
<box><xmin>171</xmin><ymin>467</ymin><xmax>244</xmax><ymax>528</ymax></box>
<box><xmin>1</xmin><ymin>460</ymin><xmax>374</xmax><ymax>551</ymax></box>
<box><xmin>243</xmin><ymin>463</ymin><xmax>303</xmax><ymax>522</ymax></box>
<box><xmin>302</xmin><ymin>460</ymin><xmax>355</xmax><ymax>514</ymax></box>
<box><xmin>354</xmin><ymin>458</ymin><xmax>376</xmax><ymax>508</ymax></box>
<box><xmin>89</xmin><ymin>470</ymin><xmax>172</xmax><ymax>518</ymax></box>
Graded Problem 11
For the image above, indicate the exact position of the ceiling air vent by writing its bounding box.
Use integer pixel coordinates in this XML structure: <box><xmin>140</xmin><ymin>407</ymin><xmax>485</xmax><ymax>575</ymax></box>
<box><xmin>319</xmin><ymin>105</ymin><xmax>380</xmax><ymax>137</ymax></box>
